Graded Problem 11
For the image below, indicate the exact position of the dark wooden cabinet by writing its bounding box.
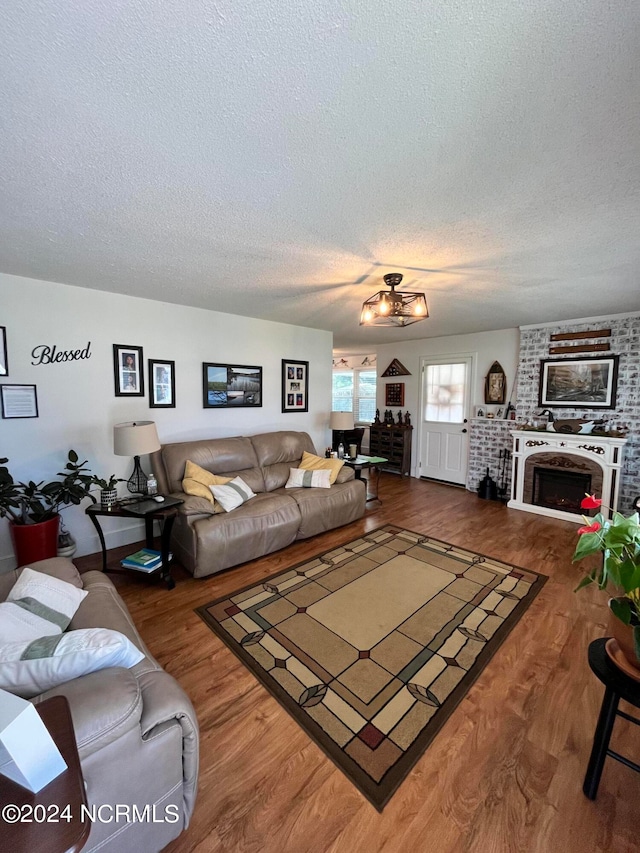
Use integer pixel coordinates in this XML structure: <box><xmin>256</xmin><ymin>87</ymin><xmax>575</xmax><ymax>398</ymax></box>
<box><xmin>369</xmin><ymin>424</ymin><xmax>413</xmax><ymax>475</ymax></box>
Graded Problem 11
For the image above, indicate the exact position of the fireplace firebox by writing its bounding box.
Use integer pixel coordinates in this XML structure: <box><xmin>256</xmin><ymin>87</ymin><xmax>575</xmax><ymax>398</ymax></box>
<box><xmin>532</xmin><ymin>468</ymin><xmax>592</xmax><ymax>513</ymax></box>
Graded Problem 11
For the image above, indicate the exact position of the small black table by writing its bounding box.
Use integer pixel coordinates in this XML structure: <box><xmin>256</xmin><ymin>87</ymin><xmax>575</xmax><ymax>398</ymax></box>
<box><xmin>583</xmin><ymin>637</ymin><xmax>640</xmax><ymax>799</ymax></box>
<box><xmin>343</xmin><ymin>456</ymin><xmax>387</xmax><ymax>504</ymax></box>
<box><xmin>86</xmin><ymin>500</ymin><xmax>181</xmax><ymax>590</ymax></box>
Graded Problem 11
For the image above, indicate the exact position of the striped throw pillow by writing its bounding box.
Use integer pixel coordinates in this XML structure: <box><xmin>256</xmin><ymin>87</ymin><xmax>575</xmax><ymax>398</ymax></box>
<box><xmin>210</xmin><ymin>476</ymin><xmax>257</xmax><ymax>512</ymax></box>
<box><xmin>0</xmin><ymin>628</ymin><xmax>145</xmax><ymax>698</ymax></box>
<box><xmin>285</xmin><ymin>468</ymin><xmax>331</xmax><ymax>489</ymax></box>
<box><xmin>0</xmin><ymin>568</ymin><xmax>88</xmax><ymax>644</ymax></box>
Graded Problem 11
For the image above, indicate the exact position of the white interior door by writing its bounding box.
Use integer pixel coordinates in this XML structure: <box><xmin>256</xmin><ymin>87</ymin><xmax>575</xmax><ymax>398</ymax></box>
<box><xmin>418</xmin><ymin>356</ymin><xmax>473</xmax><ymax>485</ymax></box>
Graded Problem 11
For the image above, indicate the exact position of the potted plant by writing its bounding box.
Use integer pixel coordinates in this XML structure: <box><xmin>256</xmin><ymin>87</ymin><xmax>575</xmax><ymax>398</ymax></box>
<box><xmin>574</xmin><ymin>493</ymin><xmax>640</xmax><ymax>674</ymax></box>
<box><xmin>0</xmin><ymin>451</ymin><xmax>97</xmax><ymax>565</ymax></box>
<box><xmin>91</xmin><ymin>473</ymin><xmax>123</xmax><ymax>510</ymax></box>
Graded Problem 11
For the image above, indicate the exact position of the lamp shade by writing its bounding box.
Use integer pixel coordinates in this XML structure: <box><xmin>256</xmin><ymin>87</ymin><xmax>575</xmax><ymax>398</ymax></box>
<box><xmin>330</xmin><ymin>411</ymin><xmax>354</xmax><ymax>431</ymax></box>
<box><xmin>113</xmin><ymin>421</ymin><xmax>161</xmax><ymax>457</ymax></box>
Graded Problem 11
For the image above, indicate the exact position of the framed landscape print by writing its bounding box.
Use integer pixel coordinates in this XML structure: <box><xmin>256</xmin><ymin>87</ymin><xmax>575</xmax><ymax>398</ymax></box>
<box><xmin>0</xmin><ymin>326</ymin><xmax>7</xmax><ymax>376</ymax></box>
<box><xmin>113</xmin><ymin>345</ymin><xmax>144</xmax><ymax>396</ymax></box>
<box><xmin>203</xmin><ymin>363</ymin><xmax>262</xmax><ymax>408</ymax></box>
<box><xmin>149</xmin><ymin>359</ymin><xmax>176</xmax><ymax>408</ymax></box>
<box><xmin>282</xmin><ymin>359</ymin><xmax>309</xmax><ymax>412</ymax></box>
<box><xmin>1</xmin><ymin>384</ymin><xmax>38</xmax><ymax>419</ymax></box>
<box><xmin>538</xmin><ymin>355</ymin><xmax>619</xmax><ymax>408</ymax></box>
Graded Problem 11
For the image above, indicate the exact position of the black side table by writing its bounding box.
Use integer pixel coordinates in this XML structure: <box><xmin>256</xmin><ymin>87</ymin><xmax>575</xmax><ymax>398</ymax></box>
<box><xmin>86</xmin><ymin>502</ymin><xmax>181</xmax><ymax>590</ymax></box>
<box><xmin>583</xmin><ymin>637</ymin><xmax>640</xmax><ymax>799</ymax></box>
<box><xmin>343</xmin><ymin>456</ymin><xmax>387</xmax><ymax>504</ymax></box>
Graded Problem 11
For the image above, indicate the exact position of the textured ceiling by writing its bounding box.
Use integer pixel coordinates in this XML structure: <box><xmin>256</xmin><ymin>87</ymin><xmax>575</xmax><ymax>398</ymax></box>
<box><xmin>1</xmin><ymin>1</ymin><xmax>639</xmax><ymax>348</ymax></box>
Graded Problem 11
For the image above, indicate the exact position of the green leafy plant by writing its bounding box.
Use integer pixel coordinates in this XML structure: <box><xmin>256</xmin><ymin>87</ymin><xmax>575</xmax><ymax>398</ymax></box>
<box><xmin>574</xmin><ymin>494</ymin><xmax>640</xmax><ymax>658</ymax></box>
<box><xmin>90</xmin><ymin>473</ymin><xmax>123</xmax><ymax>491</ymax></box>
<box><xmin>0</xmin><ymin>451</ymin><xmax>97</xmax><ymax>525</ymax></box>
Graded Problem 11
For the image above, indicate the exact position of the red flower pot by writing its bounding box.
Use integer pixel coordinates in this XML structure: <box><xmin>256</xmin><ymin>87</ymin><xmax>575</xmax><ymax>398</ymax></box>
<box><xmin>9</xmin><ymin>515</ymin><xmax>60</xmax><ymax>567</ymax></box>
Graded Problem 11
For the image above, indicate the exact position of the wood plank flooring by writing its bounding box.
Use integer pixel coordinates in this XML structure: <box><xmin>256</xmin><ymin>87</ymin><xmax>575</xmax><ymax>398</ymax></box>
<box><xmin>75</xmin><ymin>477</ymin><xmax>640</xmax><ymax>853</ymax></box>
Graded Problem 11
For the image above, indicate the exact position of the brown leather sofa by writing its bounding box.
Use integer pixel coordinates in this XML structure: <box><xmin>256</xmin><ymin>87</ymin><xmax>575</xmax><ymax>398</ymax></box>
<box><xmin>152</xmin><ymin>430</ymin><xmax>366</xmax><ymax>578</ymax></box>
<box><xmin>0</xmin><ymin>557</ymin><xmax>199</xmax><ymax>853</ymax></box>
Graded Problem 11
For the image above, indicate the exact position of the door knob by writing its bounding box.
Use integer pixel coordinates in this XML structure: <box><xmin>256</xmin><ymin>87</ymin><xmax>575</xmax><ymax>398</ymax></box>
<box><xmin>463</xmin><ymin>418</ymin><xmax>468</xmax><ymax>423</ymax></box>
<box><xmin>461</xmin><ymin>428</ymin><xmax>467</xmax><ymax>433</ymax></box>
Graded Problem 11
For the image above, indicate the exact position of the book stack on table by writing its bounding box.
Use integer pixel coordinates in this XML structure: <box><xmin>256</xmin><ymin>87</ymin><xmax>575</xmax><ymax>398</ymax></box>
<box><xmin>120</xmin><ymin>548</ymin><xmax>170</xmax><ymax>573</ymax></box>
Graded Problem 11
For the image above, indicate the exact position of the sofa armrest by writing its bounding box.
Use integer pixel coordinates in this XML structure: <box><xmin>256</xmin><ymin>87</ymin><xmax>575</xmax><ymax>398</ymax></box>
<box><xmin>173</xmin><ymin>493</ymin><xmax>216</xmax><ymax>517</ymax></box>
<box><xmin>138</xmin><ymin>669</ymin><xmax>200</xmax><ymax>824</ymax></box>
<box><xmin>33</xmin><ymin>667</ymin><xmax>143</xmax><ymax>759</ymax></box>
<box><xmin>335</xmin><ymin>466</ymin><xmax>355</xmax><ymax>484</ymax></box>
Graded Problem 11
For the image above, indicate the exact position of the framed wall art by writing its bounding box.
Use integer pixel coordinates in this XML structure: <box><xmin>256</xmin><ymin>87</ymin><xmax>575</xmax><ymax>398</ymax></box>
<box><xmin>203</xmin><ymin>363</ymin><xmax>262</xmax><ymax>408</ymax></box>
<box><xmin>149</xmin><ymin>359</ymin><xmax>176</xmax><ymax>408</ymax></box>
<box><xmin>113</xmin><ymin>345</ymin><xmax>144</xmax><ymax>396</ymax></box>
<box><xmin>1</xmin><ymin>384</ymin><xmax>38</xmax><ymax>419</ymax></box>
<box><xmin>282</xmin><ymin>359</ymin><xmax>309</xmax><ymax>412</ymax></box>
<box><xmin>0</xmin><ymin>326</ymin><xmax>8</xmax><ymax>376</ymax></box>
<box><xmin>484</xmin><ymin>361</ymin><xmax>507</xmax><ymax>405</ymax></box>
<box><xmin>385</xmin><ymin>382</ymin><xmax>404</xmax><ymax>407</ymax></box>
<box><xmin>538</xmin><ymin>355</ymin><xmax>619</xmax><ymax>408</ymax></box>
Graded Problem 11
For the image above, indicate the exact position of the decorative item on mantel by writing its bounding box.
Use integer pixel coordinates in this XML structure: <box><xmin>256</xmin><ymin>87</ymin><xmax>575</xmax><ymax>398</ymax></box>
<box><xmin>573</xmin><ymin>493</ymin><xmax>640</xmax><ymax>679</ymax></box>
<box><xmin>484</xmin><ymin>361</ymin><xmax>507</xmax><ymax>405</ymax></box>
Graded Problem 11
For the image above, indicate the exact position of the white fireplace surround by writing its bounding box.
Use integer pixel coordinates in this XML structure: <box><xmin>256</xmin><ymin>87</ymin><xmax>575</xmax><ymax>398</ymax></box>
<box><xmin>508</xmin><ymin>430</ymin><xmax>627</xmax><ymax>523</ymax></box>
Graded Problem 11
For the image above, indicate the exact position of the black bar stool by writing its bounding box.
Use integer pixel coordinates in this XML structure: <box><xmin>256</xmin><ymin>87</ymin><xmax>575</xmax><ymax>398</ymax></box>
<box><xmin>583</xmin><ymin>637</ymin><xmax>640</xmax><ymax>799</ymax></box>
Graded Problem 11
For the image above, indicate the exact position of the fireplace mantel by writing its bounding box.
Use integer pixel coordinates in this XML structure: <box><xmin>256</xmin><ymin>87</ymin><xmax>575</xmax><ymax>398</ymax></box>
<box><xmin>508</xmin><ymin>430</ymin><xmax>627</xmax><ymax>523</ymax></box>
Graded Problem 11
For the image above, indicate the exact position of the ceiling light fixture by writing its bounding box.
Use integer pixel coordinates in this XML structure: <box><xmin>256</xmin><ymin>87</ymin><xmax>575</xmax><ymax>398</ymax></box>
<box><xmin>359</xmin><ymin>273</ymin><xmax>429</xmax><ymax>327</ymax></box>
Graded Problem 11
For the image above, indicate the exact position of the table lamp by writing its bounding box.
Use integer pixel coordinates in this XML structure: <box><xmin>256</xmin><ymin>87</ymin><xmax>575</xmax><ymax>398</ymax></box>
<box><xmin>329</xmin><ymin>411</ymin><xmax>354</xmax><ymax>455</ymax></box>
<box><xmin>114</xmin><ymin>421</ymin><xmax>161</xmax><ymax>494</ymax></box>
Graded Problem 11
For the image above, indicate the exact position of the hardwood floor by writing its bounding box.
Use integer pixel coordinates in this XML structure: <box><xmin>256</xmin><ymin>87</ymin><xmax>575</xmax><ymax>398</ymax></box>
<box><xmin>76</xmin><ymin>477</ymin><xmax>639</xmax><ymax>853</ymax></box>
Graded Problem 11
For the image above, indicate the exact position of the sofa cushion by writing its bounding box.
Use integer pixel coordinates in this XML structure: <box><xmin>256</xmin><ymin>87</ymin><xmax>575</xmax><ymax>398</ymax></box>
<box><xmin>293</xmin><ymin>478</ymin><xmax>366</xmax><ymax>539</ymax></box>
<box><xmin>182</xmin><ymin>459</ymin><xmax>231</xmax><ymax>510</ymax></box>
<box><xmin>299</xmin><ymin>451</ymin><xmax>344</xmax><ymax>485</ymax></box>
<box><xmin>157</xmin><ymin>435</ymin><xmax>265</xmax><ymax>494</ymax></box>
<box><xmin>285</xmin><ymin>468</ymin><xmax>331</xmax><ymax>489</ymax></box>
<box><xmin>0</xmin><ymin>627</ymin><xmax>144</xmax><ymax>698</ymax></box>
<box><xmin>210</xmin><ymin>476</ymin><xmax>257</xmax><ymax>512</ymax></box>
<box><xmin>189</xmin><ymin>491</ymin><xmax>301</xmax><ymax>578</ymax></box>
<box><xmin>0</xmin><ymin>568</ymin><xmax>88</xmax><ymax>643</ymax></box>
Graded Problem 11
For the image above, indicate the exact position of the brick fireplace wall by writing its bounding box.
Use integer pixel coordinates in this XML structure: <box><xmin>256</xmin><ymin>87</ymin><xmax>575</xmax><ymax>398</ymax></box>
<box><xmin>516</xmin><ymin>315</ymin><xmax>639</xmax><ymax>512</ymax></box>
<box><xmin>467</xmin><ymin>314</ymin><xmax>639</xmax><ymax>510</ymax></box>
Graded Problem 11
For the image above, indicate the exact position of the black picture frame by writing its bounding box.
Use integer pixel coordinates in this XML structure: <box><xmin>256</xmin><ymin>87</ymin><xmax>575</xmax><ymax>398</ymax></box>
<box><xmin>538</xmin><ymin>355</ymin><xmax>619</xmax><ymax>408</ymax></box>
<box><xmin>281</xmin><ymin>359</ymin><xmax>309</xmax><ymax>412</ymax></box>
<box><xmin>1</xmin><ymin>384</ymin><xmax>38</xmax><ymax>419</ymax></box>
<box><xmin>113</xmin><ymin>345</ymin><xmax>144</xmax><ymax>397</ymax></box>
<box><xmin>203</xmin><ymin>362</ymin><xmax>262</xmax><ymax>408</ymax></box>
<box><xmin>0</xmin><ymin>326</ymin><xmax>8</xmax><ymax>376</ymax></box>
<box><xmin>149</xmin><ymin>359</ymin><xmax>176</xmax><ymax>408</ymax></box>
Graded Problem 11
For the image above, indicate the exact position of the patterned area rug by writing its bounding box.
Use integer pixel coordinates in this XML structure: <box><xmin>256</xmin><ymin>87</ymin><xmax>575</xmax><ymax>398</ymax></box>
<box><xmin>196</xmin><ymin>525</ymin><xmax>546</xmax><ymax>809</ymax></box>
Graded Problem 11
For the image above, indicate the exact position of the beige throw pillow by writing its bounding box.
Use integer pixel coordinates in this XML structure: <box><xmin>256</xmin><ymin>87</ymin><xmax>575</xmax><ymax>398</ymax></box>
<box><xmin>299</xmin><ymin>451</ymin><xmax>344</xmax><ymax>485</ymax></box>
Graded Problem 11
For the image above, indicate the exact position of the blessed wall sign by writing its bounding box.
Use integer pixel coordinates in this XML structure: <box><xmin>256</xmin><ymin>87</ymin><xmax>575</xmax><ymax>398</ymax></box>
<box><xmin>31</xmin><ymin>342</ymin><xmax>92</xmax><ymax>365</ymax></box>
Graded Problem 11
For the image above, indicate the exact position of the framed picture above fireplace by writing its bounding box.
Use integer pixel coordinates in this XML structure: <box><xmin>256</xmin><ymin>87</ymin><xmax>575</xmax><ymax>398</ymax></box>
<box><xmin>538</xmin><ymin>355</ymin><xmax>619</xmax><ymax>409</ymax></box>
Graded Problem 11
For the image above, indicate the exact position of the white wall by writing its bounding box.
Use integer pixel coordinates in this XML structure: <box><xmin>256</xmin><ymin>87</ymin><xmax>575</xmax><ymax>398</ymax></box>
<box><xmin>1</xmin><ymin>273</ymin><xmax>333</xmax><ymax>571</ymax></box>
<box><xmin>337</xmin><ymin>329</ymin><xmax>520</xmax><ymax>475</ymax></box>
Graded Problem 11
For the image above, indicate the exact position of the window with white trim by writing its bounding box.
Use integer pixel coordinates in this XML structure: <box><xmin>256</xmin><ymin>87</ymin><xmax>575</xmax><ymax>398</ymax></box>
<box><xmin>332</xmin><ymin>369</ymin><xmax>377</xmax><ymax>423</ymax></box>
